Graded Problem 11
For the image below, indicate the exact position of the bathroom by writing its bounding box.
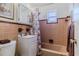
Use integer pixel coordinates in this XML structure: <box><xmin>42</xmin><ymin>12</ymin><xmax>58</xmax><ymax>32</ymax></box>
<box><xmin>0</xmin><ymin>3</ymin><xmax>79</xmax><ymax>56</ymax></box>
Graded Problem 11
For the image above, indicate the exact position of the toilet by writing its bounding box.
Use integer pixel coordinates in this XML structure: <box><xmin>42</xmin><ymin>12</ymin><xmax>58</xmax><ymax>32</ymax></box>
<box><xmin>18</xmin><ymin>35</ymin><xmax>37</xmax><ymax>56</ymax></box>
<box><xmin>0</xmin><ymin>40</ymin><xmax>16</xmax><ymax>56</ymax></box>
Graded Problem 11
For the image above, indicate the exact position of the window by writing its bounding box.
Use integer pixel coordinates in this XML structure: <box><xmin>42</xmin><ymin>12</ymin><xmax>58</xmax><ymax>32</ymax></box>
<box><xmin>47</xmin><ymin>10</ymin><xmax>57</xmax><ymax>23</ymax></box>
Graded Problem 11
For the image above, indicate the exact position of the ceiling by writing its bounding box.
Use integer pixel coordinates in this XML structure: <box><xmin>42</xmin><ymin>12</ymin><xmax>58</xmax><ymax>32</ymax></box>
<box><xmin>22</xmin><ymin>3</ymin><xmax>53</xmax><ymax>11</ymax></box>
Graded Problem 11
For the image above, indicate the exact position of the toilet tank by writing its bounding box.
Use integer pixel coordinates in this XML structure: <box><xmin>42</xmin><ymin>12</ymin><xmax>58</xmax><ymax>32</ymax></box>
<box><xmin>18</xmin><ymin>35</ymin><xmax>37</xmax><ymax>56</ymax></box>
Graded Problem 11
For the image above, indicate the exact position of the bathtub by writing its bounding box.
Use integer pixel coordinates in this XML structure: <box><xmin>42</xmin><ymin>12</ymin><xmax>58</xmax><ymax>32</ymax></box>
<box><xmin>40</xmin><ymin>43</ymin><xmax>69</xmax><ymax>56</ymax></box>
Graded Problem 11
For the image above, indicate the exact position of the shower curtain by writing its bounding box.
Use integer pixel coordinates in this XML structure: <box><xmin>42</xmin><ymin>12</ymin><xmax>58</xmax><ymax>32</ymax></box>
<box><xmin>32</xmin><ymin>8</ymin><xmax>41</xmax><ymax>55</ymax></box>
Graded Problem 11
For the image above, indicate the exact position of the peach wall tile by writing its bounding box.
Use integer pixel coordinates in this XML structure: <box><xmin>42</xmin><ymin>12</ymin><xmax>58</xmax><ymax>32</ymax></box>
<box><xmin>39</xmin><ymin>18</ymin><xmax>71</xmax><ymax>46</ymax></box>
<box><xmin>0</xmin><ymin>22</ymin><xmax>30</xmax><ymax>40</ymax></box>
<box><xmin>0</xmin><ymin>22</ymin><xmax>31</xmax><ymax>55</ymax></box>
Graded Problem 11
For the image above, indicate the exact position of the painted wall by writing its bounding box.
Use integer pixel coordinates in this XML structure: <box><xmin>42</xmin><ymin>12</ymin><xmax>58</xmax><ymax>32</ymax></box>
<box><xmin>39</xmin><ymin>17</ymin><xmax>71</xmax><ymax>46</ymax></box>
<box><xmin>39</xmin><ymin>3</ymin><xmax>72</xmax><ymax>20</ymax></box>
<box><xmin>17</xmin><ymin>4</ymin><xmax>32</xmax><ymax>24</ymax></box>
<box><xmin>0</xmin><ymin>4</ymin><xmax>31</xmax><ymax>23</ymax></box>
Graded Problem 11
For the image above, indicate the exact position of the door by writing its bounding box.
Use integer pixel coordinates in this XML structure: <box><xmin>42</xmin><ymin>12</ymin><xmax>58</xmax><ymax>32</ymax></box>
<box><xmin>73</xmin><ymin>4</ymin><xmax>79</xmax><ymax>56</ymax></box>
<box><xmin>74</xmin><ymin>22</ymin><xmax>79</xmax><ymax>56</ymax></box>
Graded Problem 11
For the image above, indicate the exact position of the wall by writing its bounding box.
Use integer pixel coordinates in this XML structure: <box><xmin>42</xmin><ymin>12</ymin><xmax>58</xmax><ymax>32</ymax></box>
<box><xmin>17</xmin><ymin>4</ymin><xmax>32</xmax><ymax>24</ymax></box>
<box><xmin>39</xmin><ymin>3</ymin><xmax>72</xmax><ymax>20</ymax></box>
<box><xmin>39</xmin><ymin>17</ymin><xmax>71</xmax><ymax>46</ymax></box>
<box><xmin>0</xmin><ymin>19</ymin><xmax>31</xmax><ymax>55</ymax></box>
<box><xmin>0</xmin><ymin>3</ymin><xmax>32</xmax><ymax>41</ymax></box>
<box><xmin>0</xmin><ymin>3</ymin><xmax>31</xmax><ymax>41</ymax></box>
<box><xmin>0</xmin><ymin>3</ymin><xmax>32</xmax><ymax>55</ymax></box>
<box><xmin>0</xmin><ymin>22</ymin><xmax>18</xmax><ymax>40</ymax></box>
<box><xmin>0</xmin><ymin>18</ymin><xmax>31</xmax><ymax>41</ymax></box>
